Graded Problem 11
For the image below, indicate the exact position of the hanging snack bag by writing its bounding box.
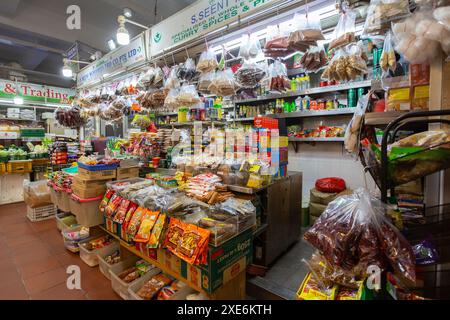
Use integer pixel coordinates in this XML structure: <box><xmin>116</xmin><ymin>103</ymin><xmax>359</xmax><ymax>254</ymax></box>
<box><xmin>363</xmin><ymin>0</ymin><xmax>410</xmax><ymax>35</ymax></box>
<box><xmin>177</xmin><ymin>58</ymin><xmax>197</xmax><ymax>82</ymax></box>
<box><xmin>329</xmin><ymin>8</ymin><xmax>356</xmax><ymax>51</ymax></box>
<box><xmin>134</xmin><ymin>211</ymin><xmax>160</xmax><ymax>243</ymax></box>
<box><xmin>198</xmin><ymin>71</ymin><xmax>215</xmax><ymax>93</ymax></box>
<box><xmin>196</xmin><ymin>48</ymin><xmax>218</xmax><ymax>73</ymax></box>
<box><xmin>176</xmin><ymin>84</ymin><xmax>201</xmax><ymax>106</ymax></box>
<box><xmin>234</xmin><ymin>62</ymin><xmax>266</xmax><ymax>89</ymax></box>
<box><xmin>164</xmin><ymin>88</ymin><xmax>180</xmax><ymax>109</ymax></box>
<box><xmin>380</xmin><ymin>32</ymin><xmax>397</xmax><ymax>74</ymax></box>
<box><xmin>264</xmin><ymin>24</ymin><xmax>293</xmax><ymax>58</ymax></box>
<box><xmin>164</xmin><ymin>67</ymin><xmax>180</xmax><ymax>90</ymax></box>
<box><xmin>238</xmin><ymin>33</ymin><xmax>263</xmax><ymax>60</ymax></box>
<box><xmin>289</xmin><ymin>12</ymin><xmax>325</xmax><ymax>52</ymax></box>
<box><xmin>208</xmin><ymin>69</ymin><xmax>237</xmax><ymax>97</ymax></box>
<box><xmin>300</xmin><ymin>44</ymin><xmax>328</xmax><ymax>73</ymax></box>
<box><xmin>269</xmin><ymin>60</ymin><xmax>291</xmax><ymax>92</ymax></box>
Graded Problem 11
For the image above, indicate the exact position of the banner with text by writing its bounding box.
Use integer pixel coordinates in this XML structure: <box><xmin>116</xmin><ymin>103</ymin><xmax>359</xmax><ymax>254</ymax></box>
<box><xmin>77</xmin><ymin>34</ymin><xmax>146</xmax><ymax>87</ymax></box>
<box><xmin>150</xmin><ymin>0</ymin><xmax>281</xmax><ymax>56</ymax></box>
<box><xmin>0</xmin><ymin>80</ymin><xmax>75</xmax><ymax>105</ymax></box>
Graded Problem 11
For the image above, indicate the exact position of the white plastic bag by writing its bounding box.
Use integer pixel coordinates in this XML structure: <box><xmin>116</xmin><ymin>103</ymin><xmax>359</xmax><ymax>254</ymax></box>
<box><xmin>345</xmin><ymin>94</ymin><xmax>369</xmax><ymax>154</ymax></box>
<box><xmin>329</xmin><ymin>8</ymin><xmax>356</xmax><ymax>50</ymax></box>
<box><xmin>196</xmin><ymin>48</ymin><xmax>218</xmax><ymax>73</ymax></box>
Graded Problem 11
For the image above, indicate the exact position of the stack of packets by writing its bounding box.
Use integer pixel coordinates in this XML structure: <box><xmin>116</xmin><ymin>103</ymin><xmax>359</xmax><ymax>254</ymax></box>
<box><xmin>164</xmin><ymin>218</ymin><xmax>210</xmax><ymax>265</ymax></box>
<box><xmin>185</xmin><ymin>173</ymin><xmax>221</xmax><ymax>202</ymax></box>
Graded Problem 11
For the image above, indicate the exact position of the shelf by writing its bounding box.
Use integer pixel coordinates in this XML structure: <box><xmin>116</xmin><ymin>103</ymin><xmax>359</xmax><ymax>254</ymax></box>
<box><xmin>253</xmin><ymin>223</ymin><xmax>268</xmax><ymax>237</ymax></box>
<box><xmin>158</xmin><ymin>121</ymin><xmax>227</xmax><ymax>127</ymax></box>
<box><xmin>234</xmin><ymin>80</ymin><xmax>372</xmax><ymax>104</ymax></box>
<box><xmin>289</xmin><ymin>137</ymin><xmax>345</xmax><ymax>142</ymax></box>
<box><xmin>226</xmin><ymin>184</ymin><xmax>266</xmax><ymax>194</ymax></box>
<box><xmin>228</xmin><ymin>117</ymin><xmax>255</xmax><ymax>122</ymax></box>
<box><xmin>0</xmin><ymin>118</ymin><xmax>41</xmax><ymax>122</ymax></box>
<box><xmin>270</xmin><ymin>108</ymin><xmax>356</xmax><ymax>119</ymax></box>
<box><xmin>364</xmin><ymin>111</ymin><xmax>409</xmax><ymax>125</ymax></box>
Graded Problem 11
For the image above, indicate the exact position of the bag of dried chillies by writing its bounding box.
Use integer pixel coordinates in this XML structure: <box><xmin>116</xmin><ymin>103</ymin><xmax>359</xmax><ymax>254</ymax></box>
<box><xmin>329</xmin><ymin>7</ymin><xmax>357</xmax><ymax>51</ymax></box>
<box><xmin>289</xmin><ymin>12</ymin><xmax>325</xmax><ymax>52</ymax></box>
<box><xmin>304</xmin><ymin>188</ymin><xmax>416</xmax><ymax>285</ymax></box>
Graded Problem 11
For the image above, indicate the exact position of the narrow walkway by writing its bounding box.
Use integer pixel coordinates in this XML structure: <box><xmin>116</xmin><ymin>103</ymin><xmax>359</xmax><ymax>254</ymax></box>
<box><xmin>0</xmin><ymin>202</ymin><xmax>120</xmax><ymax>300</ymax></box>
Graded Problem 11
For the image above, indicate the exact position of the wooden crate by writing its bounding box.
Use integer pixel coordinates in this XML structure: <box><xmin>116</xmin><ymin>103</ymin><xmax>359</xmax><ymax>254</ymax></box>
<box><xmin>116</xmin><ymin>167</ymin><xmax>139</xmax><ymax>180</ymax></box>
<box><xmin>7</xmin><ymin>160</ymin><xmax>33</xmax><ymax>174</ymax></box>
<box><xmin>78</xmin><ymin>167</ymin><xmax>116</xmax><ymax>181</ymax></box>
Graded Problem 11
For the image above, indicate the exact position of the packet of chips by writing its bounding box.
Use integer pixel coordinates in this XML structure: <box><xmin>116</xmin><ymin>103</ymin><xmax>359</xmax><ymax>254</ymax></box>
<box><xmin>134</xmin><ymin>211</ymin><xmax>160</xmax><ymax>243</ymax></box>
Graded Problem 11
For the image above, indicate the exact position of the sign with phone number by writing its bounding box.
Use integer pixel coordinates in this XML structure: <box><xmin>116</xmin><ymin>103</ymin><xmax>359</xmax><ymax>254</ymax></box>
<box><xmin>150</xmin><ymin>0</ymin><xmax>283</xmax><ymax>56</ymax></box>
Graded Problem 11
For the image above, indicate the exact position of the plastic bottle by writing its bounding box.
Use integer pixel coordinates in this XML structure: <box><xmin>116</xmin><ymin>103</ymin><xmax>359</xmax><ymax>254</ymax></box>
<box><xmin>304</xmin><ymin>74</ymin><xmax>311</xmax><ymax>90</ymax></box>
<box><xmin>295</xmin><ymin>96</ymin><xmax>303</xmax><ymax>111</ymax></box>
<box><xmin>302</xmin><ymin>95</ymin><xmax>311</xmax><ymax>110</ymax></box>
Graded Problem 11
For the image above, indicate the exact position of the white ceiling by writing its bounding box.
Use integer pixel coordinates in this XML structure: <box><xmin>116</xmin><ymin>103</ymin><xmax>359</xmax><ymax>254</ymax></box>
<box><xmin>0</xmin><ymin>0</ymin><xmax>197</xmax><ymax>86</ymax></box>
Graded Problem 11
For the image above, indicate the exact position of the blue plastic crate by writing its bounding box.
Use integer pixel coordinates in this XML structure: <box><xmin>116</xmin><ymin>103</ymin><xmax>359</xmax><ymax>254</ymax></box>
<box><xmin>78</xmin><ymin>162</ymin><xmax>119</xmax><ymax>171</ymax></box>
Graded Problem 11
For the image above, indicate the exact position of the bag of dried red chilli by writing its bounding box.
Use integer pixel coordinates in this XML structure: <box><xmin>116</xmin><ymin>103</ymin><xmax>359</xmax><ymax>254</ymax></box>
<box><xmin>304</xmin><ymin>188</ymin><xmax>416</xmax><ymax>285</ymax></box>
<box><xmin>315</xmin><ymin>177</ymin><xmax>346</xmax><ymax>193</ymax></box>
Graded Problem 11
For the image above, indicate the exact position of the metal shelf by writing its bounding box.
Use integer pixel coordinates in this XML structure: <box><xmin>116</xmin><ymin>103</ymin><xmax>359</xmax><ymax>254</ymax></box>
<box><xmin>228</xmin><ymin>117</ymin><xmax>255</xmax><ymax>122</ymax></box>
<box><xmin>271</xmin><ymin>108</ymin><xmax>356</xmax><ymax>119</ymax></box>
<box><xmin>289</xmin><ymin>137</ymin><xmax>345</xmax><ymax>142</ymax></box>
<box><xmin>158</xmin><ymin>121</ymin><xmax>227</xmax><ymax>127</ymax></box>
<box><xmin>234</xmin><ymin>80</ymin><xmax>372</xmax><ymax>104</ymax></box>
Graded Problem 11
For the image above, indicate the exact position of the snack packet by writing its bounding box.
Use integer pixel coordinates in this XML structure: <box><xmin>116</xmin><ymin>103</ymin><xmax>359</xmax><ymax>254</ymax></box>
<box><xmin>134</xmin><ymin>211</ymin><xmax>160</xmax><ymax>243</ymax></box>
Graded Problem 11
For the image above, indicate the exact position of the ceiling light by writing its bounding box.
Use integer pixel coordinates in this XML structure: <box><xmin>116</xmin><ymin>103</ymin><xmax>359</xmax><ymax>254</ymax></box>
<box><xmin>117</xmin><ymin>16</ymin><xmax>130</xmax><ymax>46</ymax></box>
<box><xmin>62</xmin><ymin>61</ymin><xmax>73</xmax><ymax>78</ymax></box>
<box><xmin>13</xmin><ymin>95</ymin><xmax>23</xmax><ymax>105</ymax></box>
<box><xmin>108</xmin><ymin>39</ymin><xmax>117</xmax><ymax>51</ymax></box>
<box><xmin>123</xmin><ymin>8</ymin><xmax>133</xmax><ymax>18</ymax></box>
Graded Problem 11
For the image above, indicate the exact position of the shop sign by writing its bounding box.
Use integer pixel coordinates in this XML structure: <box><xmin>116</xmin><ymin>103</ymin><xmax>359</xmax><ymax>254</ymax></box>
<box><xmin>0</xmin><ymin>79</ymin><xmax>75</xmax><ymax>105</ymax></box>
<box><xmin>150</xmin><ymin>0</ymin><xmax>283</xmax><ymax>56</ymax></box>
<box><xmin>77</xmin><ymin>34</ymin><xmax>146</xmax><ymax>87</ymax></box>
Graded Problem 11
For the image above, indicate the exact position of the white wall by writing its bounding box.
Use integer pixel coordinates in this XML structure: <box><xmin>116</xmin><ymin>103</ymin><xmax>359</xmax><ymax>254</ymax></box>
<box><xmin>288</xmin><ymin>142</ymin><xmax>377</xmax><ymax>206</ymax></box>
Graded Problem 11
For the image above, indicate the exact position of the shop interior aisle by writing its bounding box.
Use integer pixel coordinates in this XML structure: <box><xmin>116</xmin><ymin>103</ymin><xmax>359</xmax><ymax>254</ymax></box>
<box><xmin>0</xmin><ymin>203</ymin><xmax>120</xmax><ymax>300</ymax></box>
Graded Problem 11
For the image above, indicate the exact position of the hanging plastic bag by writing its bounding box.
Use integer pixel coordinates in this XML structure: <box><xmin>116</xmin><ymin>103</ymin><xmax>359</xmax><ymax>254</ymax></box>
<box><xmin>196</xmin><ymin>48</ymin><xmax>218</xmax><ymax>73</ymax></box>
<box><xmin>433</xmin><ymin>6</ymin><xmax>450</xmax><ymax>31</ymax></box>
<box><xmin>176</xmin><ymin>84</ymin><xmax>201</xmax><ymax>106</ymax></box>
<box><xmin>289</xmin><ymin>12</ymin><xmax>324</xmax><ymax>51</ymax></box>
<box><xmin>208</xmin><ymin>69</ymin><xmax>237</xmax><ymax>97</ymax></box>
<box><xmin>164</xmin><ymin>67</ymin><xmax>180</xmax><ymax>89</ymax></box>
<box><xmin>363</xmin><ymin>0</ymin><xmax>411</xmax><ymax>35</ymax></box>
<box><xmin>304</xmin><ymin>188</ymin><xmax>416</xmax><ymax>284</ymax></box>
<box><xmin>152</xmin><ymin>67</ymin><xmax>164</xmax><ymax>87</ymax></box>
<box><xmin>269</xmin><ymin>60</ymin><xmax>290</xmax><ymax>92</ymax></box>
<box><xmin>380</xmin><ymin>32</ymin><xmax>397</xmax><ymax>75</ymax></box>
<box><xmin>329</xmin><ymin>8</ymin><xmax>356</xmax><ymax>50</ymax></box>
<box><xmin>322</xmin><ymin>45</ymin><xmax>367</xmax><ymax>82</ymax></box>
<box><xmin>264</xmin><ymin>24</ymin><xmax>293</xmax><ymax>58</ymax></box>
<box><xmin>234</xmin><ymin>62</ymin><xmax>266</xmax><ymax>89</ymax></box>
<box><xmin>300</xmin><ymin>44</ymin><xmax>328</xmax><ymax>73</ymax></box>
<box><xmin>239</xmin><ymin>33</ymin><xmax>263</xmax><ymax>60</ymax></box>
<box><xmin>177</xmin><ymin>58</ymin><xmax>197</xmax><ymax>81</ymax></box>
<box><xmin>345</xmin><ymin>94</ymin><xmax>369</xmax><ymax>154</ymax></box>
<box><xmin>198</xmin><ymin>71</ymin><xmax>215</xmax><ymax>93</ymax></box>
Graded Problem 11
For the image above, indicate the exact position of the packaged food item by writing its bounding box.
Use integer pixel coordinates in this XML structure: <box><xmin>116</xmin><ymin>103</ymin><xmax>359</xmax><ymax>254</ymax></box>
<box><xmin>380</xmin><ymin>31</ymin><xmax>396</xmax><ymax>74</ymax></box>
<box><xmin>300</xmin><ymin>45</ymin><xmax>328</xmax><ymax>72</ymax></box>
<box><xmin>264</xmin><ymin>24</ymin><xmax>293</xmax><ymax>58</ymax></box>
<box><xmin>100</xmin><ymin>189</ymin><xmax>115</xmax><ymax>212</ymax></box>
<box><xmin>198</xmin><ymin>72</ymin><xmax>215</xmax><ymax>93</ymax></box>
<box><xmin>413</xmin><ymin>239</ymin><xmax>439</xmax><ymax>265</ymax></box>
<box><xmin>177</xmin><ymin>58</ymin><xmax>198</xmax><ymax>81</ymax></box>
<box><xmin>176</xmin><ymin>84</ymin><xmax>201</xmax><ymax>106</ymax></box>
<box><xmin>268</xmin><ymin>60</ymin><xmax>290</xmax><ymax>92</ymax></box>
<box><xmin>208</xmin><ymin>69</ymin><xmax>237</xmax><ymax>97</ymax></box>
<box><xmin>105</xmin><ymin>250</ymin><xmax>121</xmax><ymax>265</ymax></box>
<box><xmin>157</xmin><ymin>280</ymin><xmax>186</xmax><ymax>300</ymax></box>
<box><xmin>363</xmin><ymin>0</ymin><xmax>410</xmax><ymax>34</ymax></box>
<box><xmin>304</xmin><ymin>189</ymin><xmax>416</xmax><ymax>284</ymax></box>
<box><xmin>387</xmin><ymin>87</ymin><xmax>411</xmax><ymax>111</ymax></box>
<box><xmin>234</xmin><ymin>63</ymin><xmax>266</xmax><ymax>89</ymax></box>
<box><xmin>196</xmin><ymin>48</ymin><xmax>218</xmax><ymax>73</ymax></box>
<box><xmin>411</xmin><ymin>85</ymin><xmax>430</xmax><ymax>110</ymax></box>
<box><xmin>147</xmin><ymin>214</ymin><xmax>167</xmax><ymax>248</ymax></box>
<box><xmin>164</xmin><ymin>67</ymin><xmax>180</xmax><ymax>89</ymax></box>
<box><xmin>288</xmin><ymin>12</ymin><xmax>324</xmax><ymax>51</ymax></box>
<box><xmin>297</xmin><ymin>273</ymin><xmax>338</xmax><ymax>300</ymax></box>
<box><xmin>137</xmin><ymin>273</ymin><xmax>173</xmax><ymax>300</ymax></box>
<box><xmin>345</xmin><ymin>94</ymin><xmax>369</xmax><ymax>154</ymax></box>
<box><xmin>113</xmin><ymin>198</ymin><xmax>130</xmax><ymax>224</ymax></box>
<box><xmin>105</xmin><ymin>194</ymin><xmax>123</xmax><ymax>218</ymax></box>
<box><xmin>164</xmin><ymin>218</ymin><xmax>185</xmax><ymax>251</ymax></box>
<box><xmin>238</xmin><ymin>33</ymin><xmax>263</xmax><ymax>60</ymax></box>
<box><xmin>315</xmin><ymin>177</ymin><xmax>346</xmax><ymax>193</ymax></box>
<box><xmin>335</xmin><ymin>284</ymin><xmax>363</xmax><ymax>300</ymax></box>
<box><xmin>329</xmin><ymin>8</ymin><xmax>356</xmax><ymax>50</ymax></box>
<box><xmin>164</xmin><ymin>88</ymin><xmax>179</xmax><ymax>108</ymax></box>
<box><xmin>134</xmin><ymin>211</ymin><xmax>160</xmax><ymax>243</ymax></box>
<box><xmin>127</xmin><ymin>207</ymin><xmax>147</xmax><ymax>239</ymax></box>
<box><xmin>321</xmin><ymin>45</ymin><xmax>367</xmax><ymax>82</ymax></box>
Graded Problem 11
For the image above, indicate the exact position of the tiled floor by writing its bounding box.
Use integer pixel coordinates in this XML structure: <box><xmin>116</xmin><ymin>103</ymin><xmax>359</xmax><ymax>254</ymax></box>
<box><xmin>0</xmin><ymin>202</ymin><xmax>120</xmax><ymax>300</ymax></box>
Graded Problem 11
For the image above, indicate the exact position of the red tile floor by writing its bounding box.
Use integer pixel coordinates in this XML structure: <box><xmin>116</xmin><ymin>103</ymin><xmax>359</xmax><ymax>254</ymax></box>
<box><xmin>0</xmin><ymin>202</ymin><xmax>120</xmax><ymax>300</ymax></box>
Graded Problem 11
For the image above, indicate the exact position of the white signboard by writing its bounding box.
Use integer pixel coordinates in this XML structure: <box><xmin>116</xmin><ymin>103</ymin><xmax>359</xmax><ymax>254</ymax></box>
<box><xmin>150</xmin><ymin>0</ymin><xmax>281</xmax><ymax>56</ymax></box>
<box><xmin>77</xmin><ymin>34</ymin><xmax>146</xmax><ymax>87</ymax></box>
<box><xmin>0</xmin><ymin>79</ymin><xmax>75</xmax><ymax>105</ymax></box>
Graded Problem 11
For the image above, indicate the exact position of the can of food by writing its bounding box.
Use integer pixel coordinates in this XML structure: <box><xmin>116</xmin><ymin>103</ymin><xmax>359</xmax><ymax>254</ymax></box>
<box><xmin>328</xmin><ymin>80</ymin><xmax>337</xmax><ymax>86</ymax></box>
<box><xmin>347</xmin><ymin>89</ymin><xmax>356</xmax><ymax>108</ymax></box>
<box><xmin>358</xmin><ymin>87</ymin><xmax>365</xmax><ymax>100</ymax></box>
<box><xmin>310</xmin><ymin>100</ymin><xmax>318</xmax><ymax>110</ymax></box>
<box><xmin>317</xmin><ymin>99</ymin><xmax>325</xmax><ymax>110</ymax></box>
<box><xmin>326</xmin><ymin>99</ymin><xmax>334</xmax><ymax>110</ymax></box>
<box><xmin>320</xmin><ymin>81</ymin><xmax>328</xmax><ymax>87</ymax></box>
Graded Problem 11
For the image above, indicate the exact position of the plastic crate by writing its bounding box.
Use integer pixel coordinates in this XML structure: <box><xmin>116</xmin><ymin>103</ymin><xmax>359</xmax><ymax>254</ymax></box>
<box><xmin>128</xmin><ymin>277</ymin><xmax>194</xmax><ymax>300</ymax></box>
<box><xmin>119</xmin><ymin>267</ymin><xmax>162</xmax><ymax>300</ymax></box>
<box><xmin>79</xmin><ymin>237</ymin><xmax>117</xmax><ymax>267</ymax></box>
<box><xmin>61</xmin><ymin>225</ymin><xmax>91</xmax><ymax>253</ymax></box>
<box><xmin>98</xmin><ymin>243</ymin><xmax>121</xmax><ymax>280</ymax></box>
<box><xmin>69</xmin><ymin>194</ymin><xmax>103</xmax><ymax>227</ymax></box>
<box><xmin>26</xmin><ymin>204</ymin><xmax>57</xmax><ymax>222</ymax></box>
<box><xmin>7</xmin><ymin>160</ymin><xmax>32</xmax><ymax>173</ymax></box>
<box><xmin>55</xmin><ymin>212</ymin><xmax>77</xmax><ymax>231</ymax></box>
<box><xmin>109</xmin><ymin>256</ymin><xmax>141</xmax><ymax>300</ymax></box>
<box><xmin>78</xmin><ymin>162</ymin><xmax>119</xmax><ymax>171</ymax></box>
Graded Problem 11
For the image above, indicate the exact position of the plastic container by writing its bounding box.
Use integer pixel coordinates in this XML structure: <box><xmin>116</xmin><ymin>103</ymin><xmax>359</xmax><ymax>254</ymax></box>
<box><xmin>106</xmin><ymin>178</ymin><xmax>145</xmax><ymax>192</ymax></box>
<box><xmin>55</xmin><ymin>212</ymin><xmax>77</xmax><ymax>231</ymax></box>
<box><xmin>109</xmin><ymin>257</ymin><xmax>156</xmax><ymax>300</ymax></box>
<box><xmin>69</xmin><ymin>194</ymin><xmax>103</xmax><ymax>227</ymax></box>
<box><xmin>55</xmin><ymin>188</ymin><xmax>71</xmax><ymax>212</ymax></box>
<box><xmin>62</xmin><ymin>225</ymin><xmax>90</xmax><ymax>253</ymax></box>
<box><xmin>128</xmin><ymin>273</ymin><xmax>194</xmax><ymax>300</ymax></box>
<box><xmin>98</xmin><ymin>243</ymin><xmax>121</xmax><ymax>279</ymax></box>
<box><xmin>79</xmin><ymin>236</ymin><xmax>117</xmax><ymax>267</ymax></box>
<box><xmin>78</xmin><ymin>162</ymin><xmax>119</xmax><ymax>171</ymax></box>
<box><xmin>26</xmin><ymin>204</ymin><xmax>57</xmax><ymax>222</ymax></box>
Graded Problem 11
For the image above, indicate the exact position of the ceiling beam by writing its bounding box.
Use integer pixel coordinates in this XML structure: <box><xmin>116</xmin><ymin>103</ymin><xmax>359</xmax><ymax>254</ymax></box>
<box><xmin>0</xmin><ymin>34</ymin><xmax>65</xmax><ymax>54</ymax></box>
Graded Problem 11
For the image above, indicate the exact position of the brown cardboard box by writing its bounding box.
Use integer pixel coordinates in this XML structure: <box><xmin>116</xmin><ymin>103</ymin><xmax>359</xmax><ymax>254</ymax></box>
<box><xmin>116</xmin><ymin>167</ymin><xmax>139</xmax><ymax>180</ymax></box>
<box><xmin>72</xmin><ymin>184</ymin><xmax>106</xmax><ymax>199</ymax></box>
<box><xmin>73</xmin><ymin>175</ymin><xmax>109</xmax><ymax>188</ymax></box>
<box><xmin>78</xmin><ymin>167</ymin><xmax>116</xmax><ymax>181</ymax></box>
